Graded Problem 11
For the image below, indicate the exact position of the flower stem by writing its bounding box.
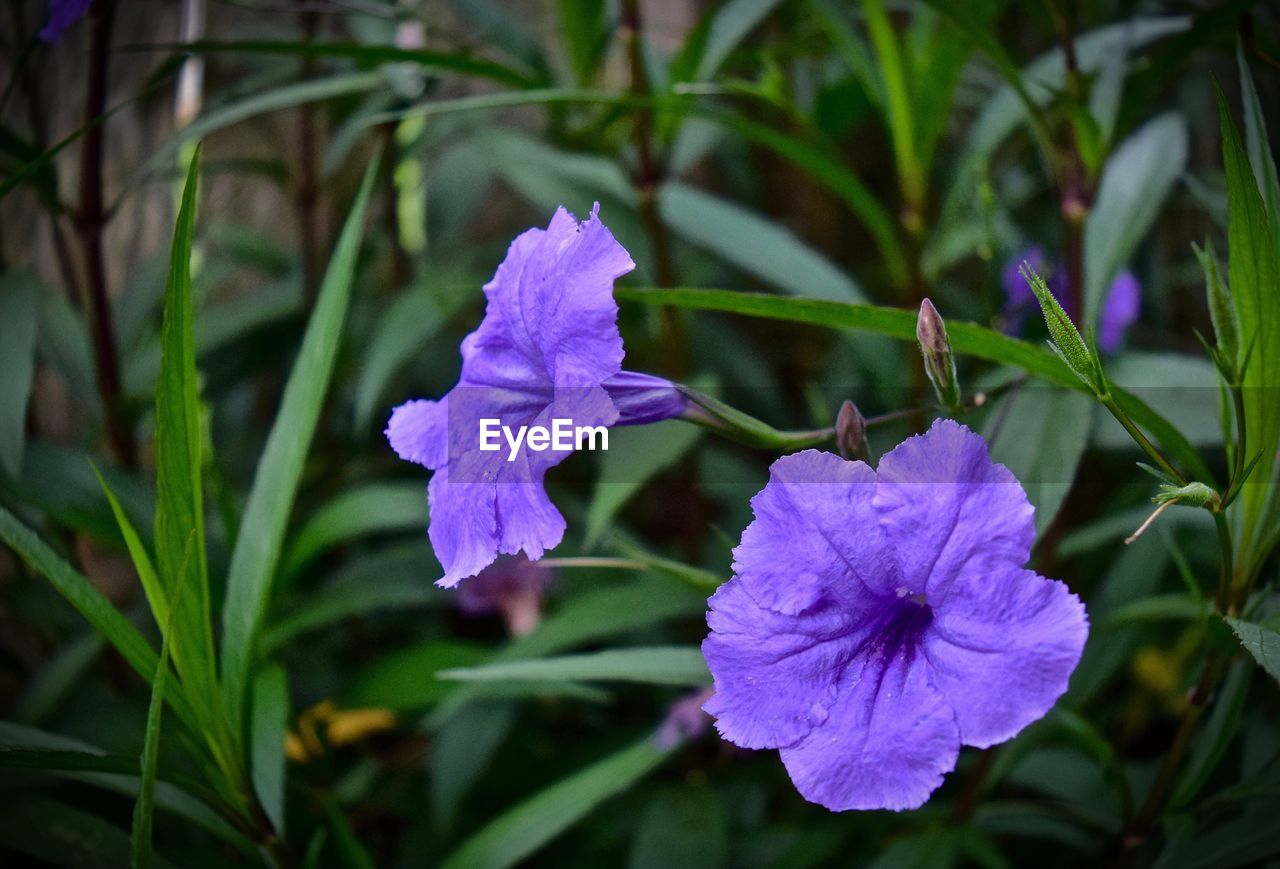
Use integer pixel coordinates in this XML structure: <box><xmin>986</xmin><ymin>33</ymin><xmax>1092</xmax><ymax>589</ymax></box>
<box><xmin>1098</xmin><ymin>394</ymin><xmax>1187</xmax><ymax>485</ymax></box>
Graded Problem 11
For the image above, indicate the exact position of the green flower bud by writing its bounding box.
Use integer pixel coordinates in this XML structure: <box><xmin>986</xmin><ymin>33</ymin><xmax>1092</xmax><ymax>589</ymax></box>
<box><xmin>1021</xmin><ymin>264</ymin><xmax>1104</xmax><ymax>394</ymax></box>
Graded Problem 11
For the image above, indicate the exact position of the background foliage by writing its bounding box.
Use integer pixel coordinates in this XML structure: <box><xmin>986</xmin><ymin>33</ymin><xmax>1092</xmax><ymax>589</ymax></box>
<box><xmin>1</xmin><ymin>0</ymin><xmax>1279</xmax><ymax>866</ymax></box>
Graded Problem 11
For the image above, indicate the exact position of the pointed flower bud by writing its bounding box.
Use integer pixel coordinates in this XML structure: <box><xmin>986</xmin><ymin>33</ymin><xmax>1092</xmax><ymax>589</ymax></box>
<box><xmin>916</xmin><ymin>299</ymin><xmax>962</xmax><ymax>411</ymax></box>
<box><xmin>1193</xmin><ymin>240</ymin><xmax>1240</xmax><ymax>373</ymax></box>
<box><xmin>1020</xmin><ymin>264</ymin><xmax>1104</xmax><ymax>395</ymax></box>
<box><xmin>835</xmin><ymin>400</ymin><xmax>868</xmax><ymax>461</ymax></box>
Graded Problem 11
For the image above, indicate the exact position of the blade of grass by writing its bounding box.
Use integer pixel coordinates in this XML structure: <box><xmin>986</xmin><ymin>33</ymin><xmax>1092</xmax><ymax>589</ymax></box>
<box><xmin>250</xmin><ymin>666</ymin><xmax>288</xmax><ymax>837</ymax></box>
<box><xmin>131</xmin><ymin>606</ymin><xmax>176</xmax><ymax>869</ymax></box>
<box><xmin>219</xmin><ymin>157</ymin><xmax>379</xmax><ymax>741</ymax></box>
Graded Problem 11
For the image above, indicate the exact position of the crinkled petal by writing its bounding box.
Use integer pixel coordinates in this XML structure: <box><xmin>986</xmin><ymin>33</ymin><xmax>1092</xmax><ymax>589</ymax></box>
<box><xmin>734</xmin><ymin>450</ymin><xmax>897</xmax><ymax>615</ymax></box>
<box><xmin>778</xmin><ymin>652</ymin><xmax>960</xmax><ymax>811</ymax></box>
<box><xmin>494</xmin><ymin>473</ymin><xmax>567</xmax><ymax>562</ymax></box>
<box><xmin>702</xmin><ymin>579</ymin><xmax>861</xmax><ymax>750</ymax></box>
<box><xmin>874</xmin><ymin>419</ymin><xmax>1034</xmax><ymax>599</ymax></box>
<box><xmin>428</xmin><ymin>469</ymin><xmax>498</xmax><ymax>587</ymax></box>
<box><xmin>479</xmin><ymin>205</ymin><xmax>633</xmax><ymax>389</ymax></box>
<box><xmin>924</xmin><ymin>567</ymin><xmax>1088</xmax><ymax>748</ymax></box>
<box><xmin>386</xmin><ymin>398</ymin><xmax>448</xmax><ymax>469</ymax></box>
<box><xmin>604</xmin><ymin>370</ymin><xmax>688</xmax><ymax>425</ymax></box>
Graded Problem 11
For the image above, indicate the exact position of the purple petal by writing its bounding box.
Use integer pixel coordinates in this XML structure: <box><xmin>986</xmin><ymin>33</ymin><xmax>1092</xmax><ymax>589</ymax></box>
<box><xmin>478</xmin><ymin>204</ymin><xmax>634</xmax><ymax>388</ymax></box>
<box><xmin>1098</xmin><ymin>270</ymin><xmax>1140</xmax><ymax>353</ymax></box>
<box><xmin>874</xmin><ymin>420</ymin><xmax>1034</xmax><ymax>599</ymax></box>
<box><xmin>733</xmin><ymin>450</ymin><xmax>898</xmax><ymax>615</ymax></box>
<box><xmin>702</xmin><ymin>578</ymin><xmax>858</xmax><ymax>750</ymax></box>
<box><xmin>386</xmin><ymin>398</ymin><xmax>448</xmax><ymax>469</ymax></box>
<box><xmin>778</xmin><ymin>652</ymin><xmax>960</xmax><ymax>811</ymax></box>
<box><xmin>39</xmin><ymin>0</ymin><xmax>92</xmax><ymax>42</ymax></box>
<box><xmin>924</xmin><ymin>568</ymin><xmax>1088</xmax><ymax>747</ymax></box>
<box><xmin>428</xmin><ymin>469</ymin><xmax>498</xmax><ymax>588</ymax></box>
<box><xmin>604</xmin><ymin>370</ymin><xmax>687</xmax><ymax>425</ymax></box>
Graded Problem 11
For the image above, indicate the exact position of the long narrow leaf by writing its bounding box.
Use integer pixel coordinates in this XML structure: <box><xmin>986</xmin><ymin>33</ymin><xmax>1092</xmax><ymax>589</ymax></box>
<box><xmin>251</xmin><ymin>666</ymin><xmax>288</xmax><ymax>836</ymax></box>
<box><xmin>439</xmin><ymin>646</ymin><xmax>711</xmax><ymax>687</ymax></box>
<box><xmin>616</xmin><ymin>287</ymin><xmax>1213</xmax><ymax>482</ymax></box>
<box><xmin>152</xmin><ymin>150</ymin><xmax>220</xmax><ymax>723</ymax></box>
<box><xmin>220</xmin><ymin>158</ymin><xmax>379</xmax><ymax>738</ymax></box>
<box><xmin>440</xmin><ymin>736</ymin><xmax>675</xmax><ymax>869</ymax></box>
<box><xmin>131</xmin><ymin>618</ymin><xmax>174</xmax><ymax>869</ymax></box>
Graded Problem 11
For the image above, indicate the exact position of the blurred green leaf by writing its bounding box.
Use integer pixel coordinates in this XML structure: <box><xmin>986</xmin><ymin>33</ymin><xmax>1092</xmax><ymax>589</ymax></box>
<box><xmin>1084</xmin><ymin>114</ymin><xmax>1187</xmax><ymax>325</ymax></box>
<box><xmin>1171</xmin><ymin>659</ymin><xmax>1251</xmax><ymax>809</ymax></box>
<box><xmin>346</xmin><ymin>641</ymin><xmax>486</xmax><ymax>710</ymax></box>
<box><xmin>220</xmin><ymin>158</ymin><xmax>378</xmax><ymax>739</ymax></box>
<box><xmin>1217</xmin><ymin>84</ymin><xmax>1280</xmax><ymax>579</ymax></box>
<box><xmin>130</xmin><ymin>619</ymin><xmax>173</xmax><ymax>869</ymax></box>
<box><xmin>146</xmin><ymin>72</ymin><xmax>386</xmax><ymax>174</ymax></box>
<box><xmin>0</xmin><ymin>506</ymin><xmax>200</xmax><ymax>730</ymax></box>
<box><xmin>617</xmin><ymin>287</ymin><xmax>1213</xmax><ymax>482</ymax></box>
<box><xmin>986</xmin><ymin>388</ymin><xmax>1092</xmax><ymax>534</ymax></box>
<box><xmin>556</xmin><ymin>0</ymin><xmax>607</xmax><ymax>85</ymax></box>
<box><xmin>262</xmin><ymin>544</ymin><xmax>445</xmax><ymax>654</ymax></box>
<box><xmin>251</xmin><ymin>666</ymin><xmax>288</xmax><ymax>836</ymax></box>
<box><xmin>443</xmin><ymin>0</ymin><xmax>549</xmax><ymax>82</ymax></box>
<box><xmin>696</xmin><ymin>0</ymin><xmax>788</xmax><ymax>80</ymax></box>
<box><xmin>1105</xmin><ymin>593</ymin><xmax>1203</xmax><ymax>626</ymax></box>
<box><xmin>152</xmin><ymin>151</ymin><xmax>220</xmax><ymax>725</ymax></box>
<box><xmin>36</xmin><ymin>289</ymin><xmax>97</xmax><ymax>412</ymax></box>
<box><xmin>0</xmin><ymin>270</ymin><xmax>38</xmax><ymax>477</ymax></box>
<box><xmin>430</xmin><ymin>701</ymin><xmax>518</xmax><ymax>830</ymax></box>
<box><xmin>629</xmin><ymin>788</ymin><xmax>728</xmax><ymax>869</ymax></box>
<box><xmin>868</xmin><ymin>828</ymin><xmax>959</xmax><ymax>869</ymax></box>
<box><xmin>353</xmin><ymin>280</ymin><xmax>469</xmax><ymax>433</ymax></box>
<box><xmin>440</xmin><ymin>735</ymin><xmax>674</xmax><ymax>869</ymax></box>
<box><xmin>0</xmin><ymin>795</ymin><xmax>168</xmax><ymax>869</ymax></box>
<box><xmin>280</xmin><ymin>482</ymin><xmax>424</xmax><ymax>580</ymax></box>
<box><xmin>440</xmin><ymin>646</ymin><xmax>710</xmax><ymax>687</ymax></box>
<box><xmin>659</xmin><ymin>183</ymin><xmax>867</xmax><ymax>302</ymax></box>
<box><xmin>1238</xmin><ymin>44</ymin><xmax>1280</xmax><ymax>234</ymax></box>
<box><xmin>1225</xmin><ymin>615</ymin><xmax>1280</xmax><ymax>683</ymax></box>
<box><xmin>584</xmin><ymin>420</ymin><xmax>703</xmax><ymax>548</ymax></box>
<box><xmin>154</xmin><ymin>40</ymin><xmax>534</xmax><ymax>87</ymax></box>
<box><xmin>861</xmin><ymin>0</ymin><xmax>922</xmax><ymax>203</ymax></box>
<box><xmin>12</xmin><ymin>632</ymin><xmax>103</xmax><ymax>726</ymax></box>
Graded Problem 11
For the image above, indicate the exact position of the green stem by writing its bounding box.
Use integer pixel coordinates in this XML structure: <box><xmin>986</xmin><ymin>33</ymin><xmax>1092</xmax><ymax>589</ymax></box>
<box><xmin>1099</xmin><ymin>394</ymin><xmax>1187</xmax><ymax>485</ymax></box>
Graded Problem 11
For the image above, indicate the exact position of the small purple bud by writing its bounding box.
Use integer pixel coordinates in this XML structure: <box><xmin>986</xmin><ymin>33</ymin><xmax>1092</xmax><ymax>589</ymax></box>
<box><xmin>656</xmin><ymin>687</ymin><xmax>714</xmax><ymax>749</ymax></box>
<box><xmin>835</xmin><ymin>400</ymin><xmax>868</xmax><ymax>462</ymax></box>
<box><xmin>916</xmin><ymin>299</ymin><xmax>961</xmax><ymax>411</ymax></box>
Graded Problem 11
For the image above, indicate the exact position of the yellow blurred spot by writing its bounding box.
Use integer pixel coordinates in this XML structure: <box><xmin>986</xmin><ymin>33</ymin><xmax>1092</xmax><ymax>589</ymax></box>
<box><xmin>327</xmin><ymin>708</ymin><xmax>397</xmax><ymax>747</ymax></box>
<box><xmin>1133</xmin><ymin>647</ymin><xmax>1182</xmax><ymax>701</ymax></box>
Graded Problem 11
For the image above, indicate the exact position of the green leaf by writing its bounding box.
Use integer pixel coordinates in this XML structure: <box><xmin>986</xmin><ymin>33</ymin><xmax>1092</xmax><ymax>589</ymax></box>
<box><xmin>628</xmin><ymin>788</ymin><xmax>728</xmax><ymax>869</ymax></box>
<box><xmin>261</xmin><ymin>544</ymin><xmax>445</xmax><ymax>654</ymax></box>
<box><xmin>130</xmin><ymin>618</ymin><xmax>174</xmax><ymax>869</ymax></box>
<box><xmin>616</xmin><ymin>287</ymin><xmax>1213</xmax><ymax>482</ymax></box>
<box><xmin>1225</xmin><ymin>615</ymin><xmax>1280</xmax><ymax>683</ymax></box>
<box><xmin>0</xmin><ymin>507</ymin><xmax>205</xmax><ymax>728</ymax></box>
<box><xmin>861</xmin><ymin>0</ymin><xmax>922</xmax><ymax>204</ymax></box>
<box><xmin>986</xmin><ymin>388</ymin><xmax>1093</xmax><ymax>534</ymax></box>
<box><xmin>1084</xmin><ymin>114</ymin><xmax>1187</xmax><ymax>325</ymax></box>
<box><xmin>1170</xmin><ymin>659</ymin><xmax>1252</xmax><ymax>808</ymax></box>
<box><xmin>93</xmin><ymin>465</ymin><xmax>168</xmax><ymax>630</ymax></box>
<box><xmin>220</xmin><ymin>157</ymin><xmax>378</xmax><ymax>739</ymax></box>
<box><xmin>353</xmin><ymin>280</ymin><xmax>469</xmax><ymax>433</ymax></box>
<box><xmin>152</xmin><ymin>150</ymin><xmax>220</xmax><ymax>723</ymax></box>
<box><xmin>440</xmin><ymin>736</ymin><xmax>674</xmax><ymax>869</ymax></box>
<box><xmin>144</xmin><ymin>72</ymin><xmax>386</xmax><ymax>175</ymax></box>
<box><xmin>0</xmin><ymin>270</ymin><xmax>39</xmax><ymax>477</ymax></box>
<box><xmin>12</xmin><ymin>632</ymin><xmax>103</xmax><ymax>725</ymax></box>
<box><xmin>280</xmin><ymin>482</ymin><xmax>424</xmax><ymax>579</ymax></box>
<box><xmin>430</xmin><ymin>701</ymin><xmax>518</xmax><ymax>830</ymax></box>
<box><xmin>1217</xmin><ymin>83</ymin><xmax>1280</xmax><ymax>577</ymax></box>
<box><xmin>346</xmin><ymin>642</ymin><xmax>487</xmax><ymax>710</ymax></box>
<box><xmin>251</xmin><ymin>666</ymin><xmax>288</xmax><ymax>837</ymax></box>
<box><xmin>1238</xmin><ymin>42</ymin><xmax>1280</xmax><ymax>237</ymax></box>
<box><xmin>584</xmin><ymin>420</ymin><xmax>703</xmax><ymax>548</ymax></box>
<box><xmin>439</xmin><ymin>646</ymin><xmax>710</xmax><ymax>687</ymax></box>
<box><xmin>0</xmin><ymin>795</ymin><xmax>165</xmax><ymax>869</ymax></box>
<box><xmin>659</xmin><ymin>183</ymin><xmax>866</xmax><ymax>302</ymax></box>
<box><xmin>147</xmin><ymin>40</ymin><xmax>534</xmax><ymax>87</ymax></box>
<box><xmin>556</xmin><ymin>0</ymin><xmax>607</xmax><ymax>84</ymax></box>
<box><xmin>695</xmin><ymin>0</ymin><xmax>787</xmax><ymax>80</ymax></box>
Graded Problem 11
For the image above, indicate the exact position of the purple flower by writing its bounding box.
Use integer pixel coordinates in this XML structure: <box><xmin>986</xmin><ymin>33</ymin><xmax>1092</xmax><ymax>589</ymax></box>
<box><xmin>39</xmin><ymin>0</ymin><xmax>92</xmax><ymax>42</ymax></box>
<box><xmin>701</xmin><ymin>420</ymin><xmax>1088</xmax><ymax>812</ymax></box>
<box><xmin>1002</xmin><ymin>246</ymin><xmax>1141</xmax><ymax>352</ymax></box>
<box><xmin>387</xmin><ymin>206</ymin><xmax>685</xmax><ymax>586</ymax></box>
<box><xmin>456</xmin><ymin>557</ymin><xmax>553</xmax><ymax>636</ymax></box>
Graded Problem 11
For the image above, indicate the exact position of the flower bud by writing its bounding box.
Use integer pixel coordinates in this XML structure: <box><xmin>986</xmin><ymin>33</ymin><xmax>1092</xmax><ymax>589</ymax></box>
<box><xmin>835</xmin><ymin>400</ymin><xmax>868</xmax><ymax>461</ymax></box>
<box><xmin>1021</xmin><ymin>264</ymin><xmax>1104</xmax><ymax>394</ymax></box>
<box><xmin>916</xmin><ymin>299</ymin><xmax>962</xmax><ymax>411</ymax></box>
<box><xmin>1193</xmin><ymin>240</ymin><xmax>1239</xmax><ymax>372</ymax></box>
